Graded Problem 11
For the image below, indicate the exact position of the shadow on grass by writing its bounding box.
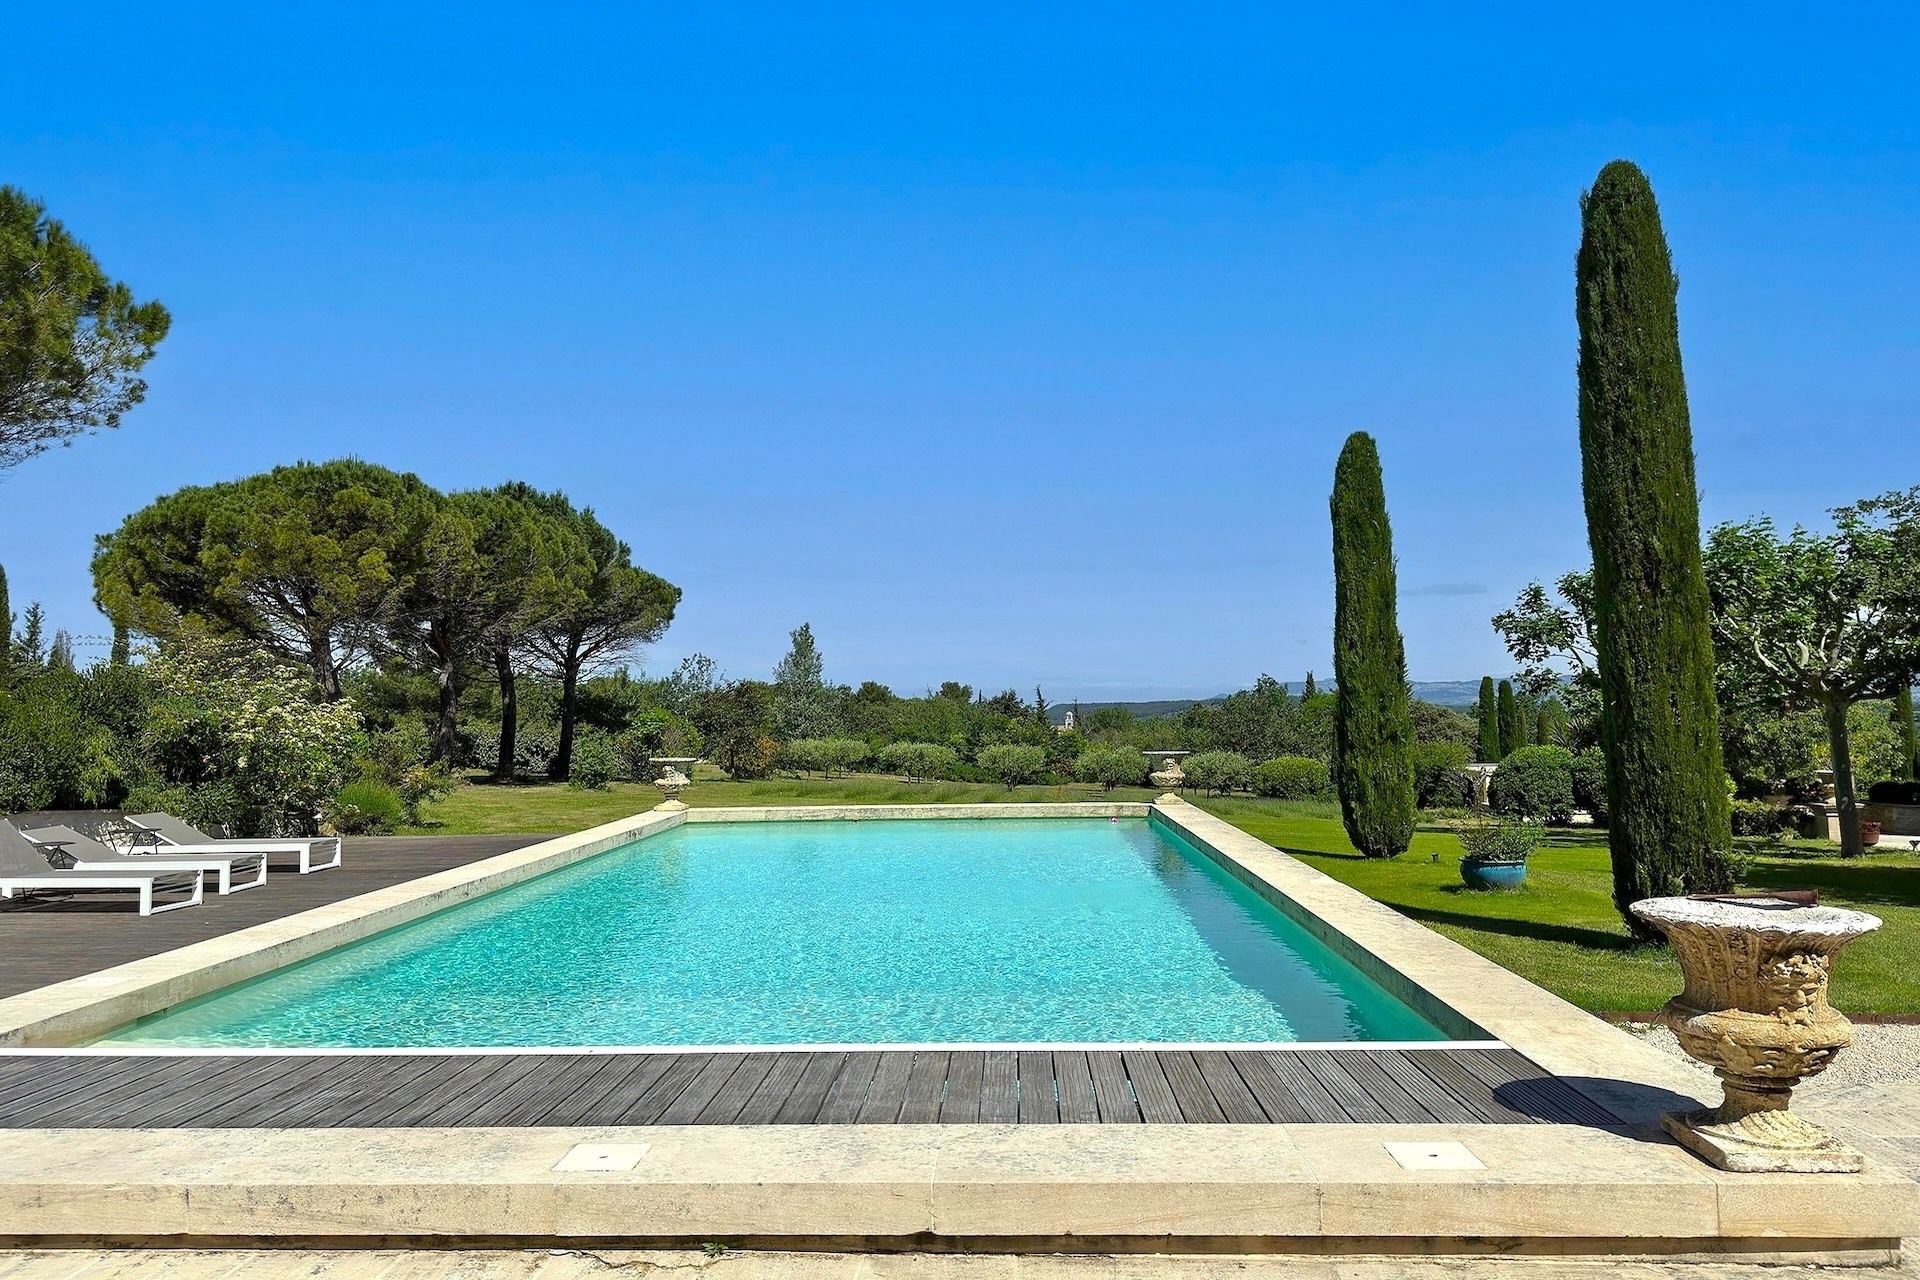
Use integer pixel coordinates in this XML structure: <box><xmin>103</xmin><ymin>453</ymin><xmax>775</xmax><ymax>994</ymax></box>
<box><xmin>1390</xmin><ymin>902</ymin><xmax>1642</xmax><ymax>953</ymax></box>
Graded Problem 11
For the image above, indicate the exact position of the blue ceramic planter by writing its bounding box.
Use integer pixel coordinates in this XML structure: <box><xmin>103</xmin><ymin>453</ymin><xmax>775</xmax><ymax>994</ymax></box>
<box><xmin>1460</xmin><ymin>856</ymin><xmax>1528</xmax><ymax>891</ymax></box>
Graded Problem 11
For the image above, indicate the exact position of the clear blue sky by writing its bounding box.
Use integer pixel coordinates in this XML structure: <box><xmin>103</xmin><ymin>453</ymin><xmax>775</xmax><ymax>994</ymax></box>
<box><xmin>4</xmin><ymin>5</ymin><xmax>1916</xmax><ymax>699</ymax></box>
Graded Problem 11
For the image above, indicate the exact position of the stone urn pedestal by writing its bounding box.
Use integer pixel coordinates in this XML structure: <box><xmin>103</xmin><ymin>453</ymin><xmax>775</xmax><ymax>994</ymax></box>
<box><xmin>1631</xmin><ymin>895</ymin><xmax>1882</xmax><ymax>1173</ymax></box>
<box><xmin>651</xmin><ymin>766</ymin><xmax>692</xmax><ymax>813</ymax></box>
<box><xmin>1147</xmin><ymin>753</ymin><xmax>1189</xmax><ymax>805</ymax></box>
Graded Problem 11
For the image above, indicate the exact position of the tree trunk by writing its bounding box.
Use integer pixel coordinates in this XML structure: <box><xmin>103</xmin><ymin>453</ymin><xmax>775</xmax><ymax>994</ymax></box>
<box><xmin>494</xmin><ymin>647</ymin><xmax>517</xmax><ymax>780</ymax></box>
<box><xmin>550</xmin><ymin>656</ymin><xmax>579</xmax><ymax>781</ymax></box>
<box><xmin>309</xmin><ymin>636</ymin><xmax>342</xmax><ymax>701</ymax></box>
<box><xmin>434</xmin><ymin>660</ymin><xmax>460</xmax><ymax>765</ymax></box>
<box><xmin>1824</xmin><ymin>695</ymin><xmax>1863</xmax><ymax>859</ymax></box>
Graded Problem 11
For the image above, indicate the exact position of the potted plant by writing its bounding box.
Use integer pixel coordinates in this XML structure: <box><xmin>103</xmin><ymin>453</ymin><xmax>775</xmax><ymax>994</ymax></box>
<box><xmin>1457</xmin><ymin>818</ymin><xmax>1542</xmax><ymax>891</ymax></box>
<box><xmin>1861</xmin><ymin>819</ymin><xmax>1882</xmax><ymax>848</ymax></box>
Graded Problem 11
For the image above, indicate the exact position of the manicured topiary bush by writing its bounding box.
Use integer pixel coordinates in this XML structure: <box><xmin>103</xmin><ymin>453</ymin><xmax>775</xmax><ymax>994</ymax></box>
<box><xmin>1411</xmin><ymin>741</ymin><xmax>1474</xmax><ymax>809</ymax></box>
<box><xmin>1488</xmin><ymin>746</ymin><xmax>1576</xmax><ymax>824</ymax></box>
<box><xmin>1075</xmin><ymin>745</ymin><xmax>1146</xmax><ymax>791</ymax></box>
<box><xmin>1252</xmin><ymin>755</ymin><xmax>1331</xmax><ymax>800</ymax></box>
<box><xmin>1730</xmin><ymin>798</ymin><xmax>1795</xmax><ymax>838</ymax></box>
<box><xmin>1185</xmin><ymin>750</ymin><xmax>1254</xmax><ymax>796</ymax></box>
<box><xmin>1866</xmin><ymin>779</ymin><xmax>1920</xmax><ymax>805</ymax></box>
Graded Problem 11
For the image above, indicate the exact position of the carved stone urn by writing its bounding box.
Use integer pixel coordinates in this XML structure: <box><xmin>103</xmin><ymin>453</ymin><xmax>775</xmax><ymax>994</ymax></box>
<box><xmin>1630</xmin><ymin>895</ymin><xmax>1882</xmax><ymax>1172</ymax></box>
<box><xmin>652</xmin><ymin>766</ymin><xmax>691</xmax><ymax>813</ymax></box>
<box><xmin>1148</xmin><ymin>753</ymin><xmax>1187</xmax><ymax>805</ymax></box>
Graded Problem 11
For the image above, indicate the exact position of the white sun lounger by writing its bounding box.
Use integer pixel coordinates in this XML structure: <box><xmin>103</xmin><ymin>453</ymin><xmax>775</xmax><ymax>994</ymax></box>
<box><xmin>25</xmin><ymin>824</ymin><xmax>270</xmax><ymax>896</ymax></box>
<box><xmin>124</xmin><ymin>811</ymin><xmax>343</xmax><ymax>875</ymax></box>
<box><xmin>0</xmin><ymin>821</ymin><xmax>205</xmax><ymax>916</ymax></box>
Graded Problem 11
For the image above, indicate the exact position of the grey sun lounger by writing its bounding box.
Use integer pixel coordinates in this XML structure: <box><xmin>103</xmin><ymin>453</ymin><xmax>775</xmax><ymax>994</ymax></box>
<box><xmin>25</xmin><ymin>824</ymin><xmax>269</xmax><ymax>896</ymax></box>
<box><xmin>0</xmin><ymin>820</ymin><xmax>205</xmax><ymax>915</ymax></box>
<box><xmin>124</xmin><ymin>812</ymin><xmax>343</xmax><ymax>875</ymax></box>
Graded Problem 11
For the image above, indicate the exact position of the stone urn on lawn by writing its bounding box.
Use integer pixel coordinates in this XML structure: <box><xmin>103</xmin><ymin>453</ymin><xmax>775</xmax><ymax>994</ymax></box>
<box><xmin>1147</xmin><ymin>752</ymin><xmax>1190</xmax><ymax>804</ymax></box>
<box><xmin>1631</xmin><ymin>894</ymin><xmax>1882</xmax><ymax>1172</ymax></box>
<box><xmin>652</xmin><ymin>766</ymin><xmax>691</xmax><ymax>812</ymax></box>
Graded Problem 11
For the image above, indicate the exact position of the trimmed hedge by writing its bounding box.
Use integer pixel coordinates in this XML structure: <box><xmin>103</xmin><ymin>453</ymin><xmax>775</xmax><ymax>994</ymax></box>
<box><xmin>1489</xmin><ymin>746</ymin><xmax>1576</xmax><ymax>824</ymax></box>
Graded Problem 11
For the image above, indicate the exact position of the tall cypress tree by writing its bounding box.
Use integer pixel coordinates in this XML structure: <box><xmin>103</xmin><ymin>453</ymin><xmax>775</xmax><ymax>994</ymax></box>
<box><xmin>1578</xmin><ymin>160</ymin><xmax>1734</xmax><ymax>935</ymax></box>
<box><xmin>1897</xmin><ymin>687</ymin><xmax>1918</xmax><ymax>781</ymax></box>
<box><xmin>1476</xmin><ymin>676</ymin><xmax>1498</xmax><ymax>762</ymax></box>
<box><xmin>1497</xmin><ymin>679</ymin><xmax>1523</xmax><ymax>757</ymax></box>
<box><xmin>1330</xmin><ymin>432</ymin><xmax>1415</xmax><ymax>858</ymax></box>
<box><xmin>0</xmin><ymin>561</ymin><xmax>10</xmax><ymax>676</ymax></box>
<box><xmin>109</xmin><ymin>619</ymin><xmax>130</xmax><ymax>667</ymax></box>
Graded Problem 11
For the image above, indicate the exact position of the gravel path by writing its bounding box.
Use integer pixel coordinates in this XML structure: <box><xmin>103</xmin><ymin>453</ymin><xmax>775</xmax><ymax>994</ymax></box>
<box><xmin>1625</xmin><ymin>1018</ymin><xmax>1920</xmax><ymax>1088</ymax></box>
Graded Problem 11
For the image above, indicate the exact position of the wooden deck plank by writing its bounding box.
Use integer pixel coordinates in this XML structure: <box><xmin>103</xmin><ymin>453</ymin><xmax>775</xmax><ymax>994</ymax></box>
<box><xmin>1229</xmin><ymin>1051</ymin><xmax>1314</xmax><ymax>1123</ymax></box>
<box><xmin>937</xmin><ymin>1050</ymin><xmax>983</xmax><ymax>1123</ymax></box>
<box><xmin>897</xmin><ymin>1051</ymin><xmax>950</xmax><ymax>1124</ymax></box>
<box><xmin>690</xmin><ymin>1052</ymin><xmax>780</xmax><ymax>1125</ymax></box>
<box><xmin>815</xmin><ymin>1052</ymin><xmax>882</xmax><ymax>1124</ymax></box>
<box><xmin>655</xmin><ymin>1054</ymin><xmax>746</xmax><ymax>1125</ymax></box>
<box><xmin>1336</xmin><ymin>1050</ymin><xmax>1447</xmax><ymax>1123</ymax></box>
<box><xmin>1053</xmin><ymin>1051</ymin><xmax>1100</xmax><ymax>1124</ymax></box>
<box><xmin>1403</xmin><ymin>1050</ymin><xmax>1541</xmax><ymax>1124</ymax></box>
<box><xmin>1120</xmin><ymin>1050</ymin><xmax>1182</xmax><ymax>1123</ymax></box>
<box><xmin>1260</xmin><ymin>1051</ymin><xmax>1351</xmax><ymax>1123</ymax></box>
<box><xmin>277</xmin><ymin>1054</ymin><xmax>451</xmax><ymax>1127</ymax></box>
<box><xmin>1294</xmin><ymin>1051</ymin><xmax>1393</xmax><ymax>1123</ymax></box>
<box><xmin>1017</xmin><ymin>1051</ymin><xmax>1057</xmax><ymax>1123</ymax></box>
<box><xmin>1085</xmin><ymin>1051</ymin><xmax>1140</xmax><ymax>1123</ymax></box>
<box><xmin>607</xmin><ymin>1052</ymin><xmax>713</xmax><ymax>1125</ymax></box>
<box><xmin>978</xmin><ymin>1051</ymin><xmax>1019</xmax><ymax>1123</ymax></box>
<box><xmin>1156</xmin><ymin>1051</ymin><xmax>1227</xmax><ymax>1123</ymax></box>
<box><xmin>0</xmin><ymin>1046</ymin><xmax>1582</xmax><ymax>1129</ymax></box>
<box><xmin>732</xmin><ymin>1052</ymin><xmax>812</xmax><ymax>1125</ymax></box>
<box><xmin>856</xmin><ymin>1051</ymin><xmax>917</xmax><ymax>1124</ymax></box>
<box><xmin>771</xmin><ymin>1051</ymin><xmax>848</xmax><ymax>1124</ymax></box>
<box><xmin>1191</xmin><ymin>1050</ymin><xmax>1267</xmax><ymax>1123</ymax></box>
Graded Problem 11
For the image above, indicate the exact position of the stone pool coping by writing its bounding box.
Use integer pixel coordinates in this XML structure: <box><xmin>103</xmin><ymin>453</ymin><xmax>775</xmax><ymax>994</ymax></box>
<box><xmin>0</xmin><ymin>800</ymin><xmax>1912</xmax><ymax>1256</ymax></box>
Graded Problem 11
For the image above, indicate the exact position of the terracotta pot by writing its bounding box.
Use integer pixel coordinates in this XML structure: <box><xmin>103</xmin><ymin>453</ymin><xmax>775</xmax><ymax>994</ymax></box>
<box><xmin>1861</xmin><ymin>820</ymin><xmax>1882</xmax><ymax>847</ymax></box>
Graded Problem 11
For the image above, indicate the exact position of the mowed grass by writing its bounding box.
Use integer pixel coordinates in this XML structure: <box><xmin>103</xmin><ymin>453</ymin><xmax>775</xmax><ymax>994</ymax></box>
<box><xmin>411</xmin><ymin>774</ymin><xmax>1920</xmax><ymax>1016</ymax></box>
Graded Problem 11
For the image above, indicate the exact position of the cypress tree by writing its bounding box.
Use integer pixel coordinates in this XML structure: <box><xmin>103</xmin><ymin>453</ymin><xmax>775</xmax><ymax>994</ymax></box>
<box><xmin>1897</xmin><ymin>687</ymin><xmax>1918</xmax><ymax>781</ymax></box>
<box><xmin>1497</xmin><ymin>679</ymin><xmax>1523</xmax><ymax>757</ymax></box>
<box><xmin>1330</xmin><ymin>431</ymin><xmax>1415</xmax><ymax>858</ymax></box>
<box><xmin>1301</xmin><ymin>670</ymin><xmax>1318</xmax><ymax>701</ymax></box>
<box><xmin>1476</xmin><ymin>676</ymin><xmax>1498</xmax><ymax>762</ymax></box>
<box><xmin>110</xmin><ymin>619</ymin><xmax>130</xmax><ymax>667</ymax></box>
<box><xmin>0</xmin><ymin>562</ymin><xmax>10</xmax><ymax>676</ymax></box>
<box><xmin>1577</xmin><ymin>160</ymin><xmax>1734</xmax><ymax>935</ymax></box>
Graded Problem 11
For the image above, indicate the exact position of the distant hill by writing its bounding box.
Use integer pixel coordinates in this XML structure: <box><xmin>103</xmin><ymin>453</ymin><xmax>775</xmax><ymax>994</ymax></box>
<box><xmin>1048</xmin><ymin>680</ymin><xmax>1482</xmax><ymax>724</ymax></box>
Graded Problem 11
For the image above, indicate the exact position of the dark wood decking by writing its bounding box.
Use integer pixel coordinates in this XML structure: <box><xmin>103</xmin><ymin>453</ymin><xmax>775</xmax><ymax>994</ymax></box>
<box><xmin>0</xmin><ymin>1047</ymin><xmax>1619</xmax><ymax>1129</ymax></box>
<box><xmin>0</xmin><ymin>835</ymin><xmax>552</xmax><ymax>999</ymax></box>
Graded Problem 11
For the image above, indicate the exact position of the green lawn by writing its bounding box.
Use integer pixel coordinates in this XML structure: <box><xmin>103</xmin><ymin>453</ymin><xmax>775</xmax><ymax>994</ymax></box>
<box><xmin>410</xmin><ymin>774</ymin><xmax>1919</xmax><ymax>1016</ymax></box>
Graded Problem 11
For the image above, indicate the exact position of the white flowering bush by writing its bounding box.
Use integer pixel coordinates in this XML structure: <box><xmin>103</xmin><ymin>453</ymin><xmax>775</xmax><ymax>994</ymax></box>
<box><xmin>141</xmin><ymin>637</ymin><xmax>365</xmax><ymax>835</ymax></box>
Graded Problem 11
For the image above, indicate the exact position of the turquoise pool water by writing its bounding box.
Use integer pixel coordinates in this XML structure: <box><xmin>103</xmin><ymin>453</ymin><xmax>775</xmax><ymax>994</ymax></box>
<box><xmin>102</xmin><ymin>818</ymin><xmax>1453</xmax><ymax>1047</ymax></box>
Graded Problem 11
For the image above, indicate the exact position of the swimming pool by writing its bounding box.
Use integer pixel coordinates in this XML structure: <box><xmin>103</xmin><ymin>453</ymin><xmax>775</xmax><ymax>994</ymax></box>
<box><xmin>100</xmin><ymin>817</ymin><xmax>1454</xmax><ymax>1047</ymax></box>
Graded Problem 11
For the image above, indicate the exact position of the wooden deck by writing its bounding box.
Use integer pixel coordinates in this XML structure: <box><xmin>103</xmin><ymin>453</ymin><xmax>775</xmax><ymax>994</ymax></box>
<box><xmin>0</xmin><ymin>834</ymin><xmax>551</xmax><ymax>999</ymax></box>
<box><xmin>0</xmin><ymin>1046</ymin><xmax>1618</xmax><ymax>1128</ymax></box>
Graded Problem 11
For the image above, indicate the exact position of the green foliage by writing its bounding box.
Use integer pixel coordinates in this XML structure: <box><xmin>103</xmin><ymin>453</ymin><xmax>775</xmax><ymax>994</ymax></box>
<box><xmin>780</xmin><ymin>737</ymin><xmax>870</xmax><ymax>777</ymax></box>
<box><xmin>1252</xmin><ymin>755</ymin><xmax>1331</xmax><ymax>800</ymax></box>
<box><xmin>978</xmin><ymin>742</ymin><xmax>1048</xmax><ymax>790</ymax></box>
<box><xmin>93</xmin><ymin>459</ymin><xmax>442</xmax><ymax>698</ymax></box>
<box><xmin>1457</xmin><ymin>818</ymin><xmax>1543</xmax><ymax>864</ymax></box>
<box><xmin>0</xmin><ymin>186</ymin><xmax>171</xmax><ymax>470</ymax></box>
<box><xmin>1476</xmin><ymin>676</ymin><xmax>1498</xmax><ymax>762</ymax></box>
<box><xmin>1489</xmin><ymin>745</ymin><xmax>1577</xmax><ymax>824</ymax></box>
<box><xmin>1410</xmin><ymin>741</ymin><xmax>1473</xmax><ymax>809</ymax></box>
<box><xmin>876</xmin><ymin>740</ymin><xmax>959</xmax><ymax>782</ymax></box>
<box><xmin>771</xmin><ymin>623</ymin><xmax>845</xmax><ymax>740</ymax></box>
<box><xmin>0</xmin><ymin>562</ymin><xmax>10</xmax><ymax>678</ymax></box>
<box><xmin>1491</xmin><ymin>572</ymin><xmax>1600</xmax><ymax>744</ymax></box>
<box><xmin>692</xmin><ymin>680</ymin><xmax>775</xmax><ymax>778</ymax></box>
<box><xmin>567</xmin><ymin>731</ymin><xmax>621</xmax><ymax>790</ymax></box>
<box><xmin>394</xmin><ymin>764</ymin><xmax>456</xmax><ymax>825</ymax></box>
<box><xmin>1704</xmin><ymin>490</ymin><xmax>1920</xmax><ymax>857</ymax></box>
<box><xmin>1570</xmin><ymin>748</ymin><xmax>1609</xmax><ymax>824</ymax></box>
<box><xmin>1730</xmin><ymin>798</ymin><xmax>1795</xmax><ymax>838</ymax></box>
<box><xmin>1075</xmin><ymin>745</ymin><xmax>1146</xmax><ymax>791</ymax></box>
<box><xmin>1184</xmin><ymin>750</ymin><xmax>1253</xmax><ymax>796</ymax></box>
<box><xmin>0</xmin><ymin>670</ymin><xmax>125</xmax><ymax>810</ymax></box>
<box><xmin>1577</xmin><ymin>159</ymin><xmax>1734</xmax><ymax>926</ymax></box>
<box><xmin>1329</xmin><ymin>431</ymin><xmax>1416</xmax><ymax>857</ymax></box>
<box><xmin>326</xmin><ymin>778</ymin><xmax>403</xmax><ymax>835</ymax></box>
<box><xmin>1496</xmin><ymin>679</ymin><xmax>1524</xmax><ymax>756</ymax></box>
